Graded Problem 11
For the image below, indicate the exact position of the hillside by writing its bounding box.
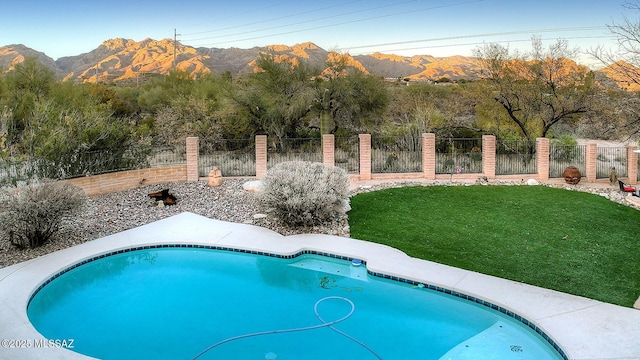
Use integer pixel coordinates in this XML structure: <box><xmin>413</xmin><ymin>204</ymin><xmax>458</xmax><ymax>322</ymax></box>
<box><xmin>597</xmin><ymin>60</ymin><xmax>640</xmax><ymax>91</ymax></box>
<box><xmin>0</xmin><ymin>38</ymin><xmax>483</xmax><ymax>83</ymax></box>
<box><xmin>0</xmin><ymin>38</ymin><xmax>632</xmax><ymax>87</ymax></box>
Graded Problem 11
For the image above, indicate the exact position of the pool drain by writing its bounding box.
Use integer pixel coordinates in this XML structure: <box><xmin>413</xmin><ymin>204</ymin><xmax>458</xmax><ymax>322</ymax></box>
<box><xmin>192</xmin><ymin>296</ymin><xmax>383</xmax><ymax>360</ymax></box>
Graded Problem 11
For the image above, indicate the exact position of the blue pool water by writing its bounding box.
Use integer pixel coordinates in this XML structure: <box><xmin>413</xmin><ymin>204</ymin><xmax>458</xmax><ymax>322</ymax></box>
<box><xmin>27</xmin><ymin>248</ymin><xmax>564</xmax><ymax>360</ymax></box>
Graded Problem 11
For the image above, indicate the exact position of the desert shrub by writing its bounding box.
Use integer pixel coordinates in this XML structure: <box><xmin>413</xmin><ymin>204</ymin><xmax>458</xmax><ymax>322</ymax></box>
<box><xmin>551</xmin><ymin>135</ymin><xmax>579</xmax><ymax>161</ymax></box>
<box><xmin>258</xmin><ymin>161</ymin><xmax>349</xmax><ymax>226</ymax></box>
<box><xmin>0</xmin><ymin>181</ymin><xmax>87</xmax><ymax>248</ymax></box>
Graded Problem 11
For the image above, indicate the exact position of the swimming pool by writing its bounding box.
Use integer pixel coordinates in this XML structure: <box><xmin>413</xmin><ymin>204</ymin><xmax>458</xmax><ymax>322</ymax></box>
<box><xmin>28</xmin><ymin>246</ymin><xmax>564</xmax><ymax>360</ymax></box>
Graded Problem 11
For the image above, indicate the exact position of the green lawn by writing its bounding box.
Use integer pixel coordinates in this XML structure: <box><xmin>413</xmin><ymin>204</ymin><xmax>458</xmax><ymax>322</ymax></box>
<box><xmin>348</xmin><ymin>185</ymin><xmax>640</xmax><ymax>307</ymax></box>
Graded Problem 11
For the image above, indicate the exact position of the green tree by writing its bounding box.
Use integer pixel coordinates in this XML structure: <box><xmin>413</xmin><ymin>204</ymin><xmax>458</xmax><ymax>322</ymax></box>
<box><xmin>314</xmin><ymin>57</ymin><xmax>390</xmax><ymax>134</ymax></box>
<box><xmin>22</xmin><ymin>98</ymin><xmax>141</xmax><ymax>178</ymax></box>
<box><xmin>152</xmin><ymin>71</ymin><xmax>230</xmax><ymax>147</ymax></box>
<box><xmin>0</xmin><ymin>58</ymin><xmax>56</xmax><ymax>150</ymax></box>
<box><xmin>474</xmin><ymin>38</ymin><xmax>596</xmax><ymax>154</ymax></box>
<box><xmin>229</xmin><ymin>53</ymin><xmax>318</xmax><ymax>149</ymax></box>
<box><xmin>385</xmin><ymin>82</ymin><xmax>481</xmax><ymax>138</ymax></box>
<box><xmin>6</xmin><ymin>57</ymin><xmax>54</xmax><ymax>99</ymax></box>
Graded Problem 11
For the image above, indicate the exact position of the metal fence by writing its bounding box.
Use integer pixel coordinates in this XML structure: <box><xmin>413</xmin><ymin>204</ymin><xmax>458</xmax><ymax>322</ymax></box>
<box><xmin>596</xmin><ymin>147</ymin><xmax>628</xmax><ymax>179</ymax></box>
<box><xmin>199</xmin><ymin>139</ymin><xmax>255</xmax><ymax>177</ymax></box>
<box><xmin>0</xmin><ymin>147</ymin><xmax>175</xmax><ymax>186</ymax></box>
<box><xmin>371</xmin><ymin>136</ymin><xmax>422</xmax><ymax>173</ymax></box>
<box><xmin>335</xmin><ymin>136</ymin><xmax>359</xmax><ymax>174</ymax></box>
<box><xmin>3</xmin><ymin>137</ymin><xmax>635</xmax><ymax>184</ymax></box>
<box><xmin>435</xmin><ymin>138</ymin><xmax>482</xmax><ymax>174</ymax></box>
<box><xmin>496</xmin><ymin>140</ymin><xmax>537</xmax><ymax>175</ymax></box>
<box><xmin>549</xmin><ymin>144</ymin><xmax>586</xmax><ymax>178</ymax></box>
<box><xmin>148</xmin><ymin>147</ymin><xmax>187</xmax><ymax>168</ymax></box>
<box><xmin>267</xmin><ymin>138</ymin><xmax>322</xmax><ymax>168</ymax></box>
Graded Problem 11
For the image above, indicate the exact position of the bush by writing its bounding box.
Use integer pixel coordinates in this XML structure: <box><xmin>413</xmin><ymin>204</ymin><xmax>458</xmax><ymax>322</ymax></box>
<box><xmin>258</xmin><ymin>161</ymin><xmax>349</xmax><ymax>226</ymax></box>
<box><xmin>551</xmin><ymin>135</ymin><xmax>579</xmax><ymax>162</ymax></box>
<box><xmin>0</xmin><ymin>181</ymin><xmax>87</xmax><ymax>248</ymax></box>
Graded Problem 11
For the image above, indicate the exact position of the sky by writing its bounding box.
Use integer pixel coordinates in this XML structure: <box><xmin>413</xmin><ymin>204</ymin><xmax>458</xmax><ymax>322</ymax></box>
<box><xmin>0</xmin><ymin>0</ymin><xmax>634</xmax><ymax>68</ymax></box>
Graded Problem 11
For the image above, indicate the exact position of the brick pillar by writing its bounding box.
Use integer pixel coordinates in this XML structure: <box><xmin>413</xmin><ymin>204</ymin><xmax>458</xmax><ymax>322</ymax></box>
<box><xmin>186</xmin><ymin>137</ymin><xmax>199</xmax><ymax>182</ymax></box>
<box><xmin>628</xmin><ymin>146</ymin><xmax>638</xmax><ymax>185</ymax></box>
<box><xmin>359</xmin><ymin>134</ymin><xmax>371</xmax><ymax>180</ymax></box>
<box><xmin>255</xmin><ymin>135</ymin><xmax>268</xmax><ymax>179</ymax></box>
<box><xmin>422</xmin><ymin>133</ymin><xmax>436</xmax><ymax>179</ymax></box>
<box><xmin>585</xmin><ymin>142</ymin><xmax>597</xmax><ymax>183</ymax></box>
<box><xmin>322</xmin><ymin>134</ymin><xmax>335</xmax><ymax>167</ymax></box>
<box><xmin>536</xmin><ymin>138</ymin><xmax>550</xmax><ymax>181</ymax></box>
<box><xmin>482</xmin><ymin>135</ymin><xmax>496</xmax><ymax>179</ymax></box>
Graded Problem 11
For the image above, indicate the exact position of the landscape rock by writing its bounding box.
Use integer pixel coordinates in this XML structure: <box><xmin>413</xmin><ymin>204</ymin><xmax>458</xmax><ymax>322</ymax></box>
<box><xmin>243</xmin><ymin>180</ymin><xmax>263</xmax><ymax>192</ymax></box>
<box><xmin>208</xmin><ymin>167</ymin><xmax>223</xmax><ymax>187</ymax></box>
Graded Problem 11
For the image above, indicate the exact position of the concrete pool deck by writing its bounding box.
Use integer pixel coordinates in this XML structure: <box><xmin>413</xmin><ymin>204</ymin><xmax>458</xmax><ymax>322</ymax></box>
<box><xmin>0</xmin><ymin>212</ymin><xmax>639</xmax><ymax>359</ymax></box>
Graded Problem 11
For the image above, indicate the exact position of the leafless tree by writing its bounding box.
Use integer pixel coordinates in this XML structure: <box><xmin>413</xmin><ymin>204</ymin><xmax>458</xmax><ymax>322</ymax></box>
<box><xmin>587</xmin><ymin>2</ymin><xmax>640</xmax><ymax>141</ymax></box>
<box><xmin>590</xmin><ymin>1</ymin><xmax>640</xmax><ymax>86</ymax></box>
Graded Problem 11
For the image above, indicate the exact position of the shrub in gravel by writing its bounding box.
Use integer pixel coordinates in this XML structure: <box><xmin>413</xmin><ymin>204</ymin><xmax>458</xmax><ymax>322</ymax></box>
<box><xmin>0</xmin><ymin>181</ymin><xmax>87</xmax><ymax>248</ymax></box>
<box><xmin>258</xmin><ymin>161</ymin><xmax>349</xmax><ymax>226</ymax></box>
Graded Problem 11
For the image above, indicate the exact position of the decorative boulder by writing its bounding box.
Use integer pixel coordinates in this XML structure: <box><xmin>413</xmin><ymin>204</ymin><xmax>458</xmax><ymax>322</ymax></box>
<box><xmin>563</xmin><ymin>166</ymin><xmax>582</xmax><ymax>185</ymax></box>
<box><xmin>208</xmin><ymin>166</ymin><xmax>223</xmax><ymax>187</ymax></box>
<box><xmin>242</xmin><ymin>180</ymin><xmax>263</xmax><ymax>193</ymax></box>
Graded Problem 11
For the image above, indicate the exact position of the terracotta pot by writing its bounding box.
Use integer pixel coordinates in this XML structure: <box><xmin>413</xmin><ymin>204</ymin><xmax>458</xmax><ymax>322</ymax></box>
<box><xmin>563</xmin><ymin>166</ymin><xmax>581</xmax><ymax>185</ymax></box>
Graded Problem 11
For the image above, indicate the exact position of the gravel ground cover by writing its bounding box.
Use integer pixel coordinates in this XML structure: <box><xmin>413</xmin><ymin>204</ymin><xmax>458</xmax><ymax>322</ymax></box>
<box><xmin>0</xmin><ymin>178</ymin><xmax>636</xmax><ymax>268</ymax></box>
<box><xmin>0</xmin><ymin>179</ymin><xmax>348</xmax><ymax>267</ymax></box>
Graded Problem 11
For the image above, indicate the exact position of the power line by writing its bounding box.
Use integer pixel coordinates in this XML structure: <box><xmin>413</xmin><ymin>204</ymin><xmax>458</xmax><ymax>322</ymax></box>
<box><xmin>185</xmin><ymin>0</ymin><xmax>484</xmax><ymax>47</ymax></box>
<box><xmin>182</xmin><ymin>1</ymin><xmax>294</xmax><ymax>32</ymax></box>
<box><xmin>348</xmin><ymin>35</ymin><xmax>616</xmax><ymax>56</ymax></box>
<box><xmin>181</xmin><ymin>0</ymin><xmax>365</xmax><ymax>37</ymax></box>
<box><xmin>337</xmin><ymin>26</ymin><xmax>610</xmax><ymax>52</ymax></box>
<box><xmin>182</xmin><ymin>0</ymin><xmax>419</xmax><ymax>42</ymax></box>
<box><xmin>175</xmin><ymin>1</ymin><xmax>614</xmax><ymax>59</ymax></box>
<box><xmin>185</xmin><ymin>23</ymin><xmax>612</xmax><ymax>57</ymax></box>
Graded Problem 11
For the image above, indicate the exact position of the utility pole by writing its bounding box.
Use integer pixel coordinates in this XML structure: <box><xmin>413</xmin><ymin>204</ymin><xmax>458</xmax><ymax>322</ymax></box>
<box><xmin>173</xmin><ymin>28</ymin><xmax>181</xmax><ymax>68</ymax></box>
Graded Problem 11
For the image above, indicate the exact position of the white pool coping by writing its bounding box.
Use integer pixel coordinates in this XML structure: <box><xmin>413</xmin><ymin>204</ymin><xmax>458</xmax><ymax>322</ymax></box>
<box><xmin>1</xmin><ymin>212</ymin><xmax>639</xmax><ymax>360</ymax></box>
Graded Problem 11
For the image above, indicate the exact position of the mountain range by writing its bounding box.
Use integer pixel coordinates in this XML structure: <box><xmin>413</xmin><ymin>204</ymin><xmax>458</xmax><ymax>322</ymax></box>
<box><xmin>0</xmin><ymin>38</ymin><xmax>634</xmax><ymax>88</ymax></box>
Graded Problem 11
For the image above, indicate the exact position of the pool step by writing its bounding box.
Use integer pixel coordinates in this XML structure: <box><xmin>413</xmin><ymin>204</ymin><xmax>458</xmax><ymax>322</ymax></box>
<box><xmin>438</xmin><ymin>320</ymin><xmax>554</xmax><ymax>360</ymax></box>
<box><xmin>288</xmin><ymin>256</ymin><xmax>369</xmax><ymax>281</ymax></box>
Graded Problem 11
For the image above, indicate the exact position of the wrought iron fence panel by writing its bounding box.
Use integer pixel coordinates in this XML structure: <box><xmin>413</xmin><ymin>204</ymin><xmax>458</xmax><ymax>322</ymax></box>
<box><xmin>53</xmin><ymin>148</ymin><xmax>153</xmax><ymax>178</ymax></box>
<box><xmin>495</xmin><ymin>140</ymin><xmax>537</xmax><ymax>175</ymax></box>
<box><xmin>0</xmin><ymin>158</ymin><xmax>35</xmax><ymax>185</ymax></box>
<box><xmin>267</xmin><ymin>138</ymin><xmax>322</xmax><ymax>168</ymax></box>
<box><xmin>3</xmin><ymin>137</ymin><xmax>636</xmax><ymax>185</ymax></box>
<box><xmin>596</xmin><ymin>147</ymin><xmax>628</xmax><ymax>179</ymax></box>
<box><xmin>335</xmin><ymin>136</ymin><xmax>359</xmax><ymax>174</ymax></box>
<box><xmin>147</xmin><ymin>146</ymin><xmax>186</xmax><ymax>168</ymax></box>
<box><xmin>371</xmin><ymin>136</ymin><xmax>422</xmax><ymax>173</ymax></box>
<box><xmin>199</xmin><ymin>139</ymin><xmax>255</xmax><ymax>177</ymax></box>
<box><xmin>0</xmin><ymin>147</ymin><xmax>155</xmax><ymax>185</ymax></box>
<box><xmin>549</xmin><ymin>144</ymin><xmax>586</xmax><ymax>178</ymax></box>
<box><xmin>435</xmin><ymin>138</ymin><xmax>482</xmax><ymax>174</ymax></box>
